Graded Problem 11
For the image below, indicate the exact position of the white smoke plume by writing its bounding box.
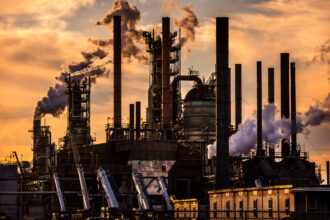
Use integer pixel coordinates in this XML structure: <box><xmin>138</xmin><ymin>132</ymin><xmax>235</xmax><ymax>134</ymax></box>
<box><xmin>89</xmin><ymin>0</ymin><xmax>148</xmax><ymax>64</ymax></box>
<box><xmin>208</xmin><ymin>95</ymin><xmax>330</xmax><ymax>159</ymax></box>
<box><xmin>34</xmin><ymin>48</ymin><xmax>110</xmax><ymax>120</ymax></box>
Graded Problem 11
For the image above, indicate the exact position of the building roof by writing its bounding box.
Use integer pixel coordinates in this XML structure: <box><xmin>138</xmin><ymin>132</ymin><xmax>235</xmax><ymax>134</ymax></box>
<box><xmin>208</xmin><ymin>185</ymin><xmax>330</xmax><ymax>194</ymax></box>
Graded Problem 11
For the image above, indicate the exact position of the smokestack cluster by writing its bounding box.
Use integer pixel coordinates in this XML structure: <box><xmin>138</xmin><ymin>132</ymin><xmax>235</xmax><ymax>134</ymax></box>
<box><xmin>162</xmin><ymin>17</ymin><xmax>171</xmax><ymax>129</ymax></box>
<box><xmin>114</xmin><ymin>16</ymin><xmax>122</xmax><ymax>128</ymax></box>
<box><xmin>216</xmin><ymin>17</ymin><xmax>230</xmax><ymax>189</ymax></box>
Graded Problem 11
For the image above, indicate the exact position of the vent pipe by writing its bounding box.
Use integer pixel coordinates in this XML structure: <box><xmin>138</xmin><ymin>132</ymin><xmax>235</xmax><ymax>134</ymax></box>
<box><xmin>235</xmin><ymin>64</ymin><xmax>242</xmax><ymax>129</ymax></box>
<box><xmin>136</xmin><ymin>101</ymin><xmax>141</xmax><ymax>140</ymax></box>
<box><xmin>281</xmin><ymin>53</ymin><xmax>290</xmax><ymax>157</ymax></box>
<box><xmin>216</xmin><ymin>17</ymin><xmax>230</xmax><ymax>189</ymax></box>
<box><xmin>268</xmin><ymin>68</ymin><xmax>274</xmax><ymax>104</ymax></box>
<box><xmin>257</xmin><ymin>61</ymin><xmax>263</xmax><ymax>157</ymax></box>
<box><xmin>291</xmin><ymin>62</ymin><xmax>297</xmax><ymax>155</ymax></box>
<box><xmin>129</xmin><ymin>104</ymin><xmax>134</xmax><ymax>140</ymax></box>
<box><xmin>327</xmin><ymin>161</ymin><xmax>329</xmax><ymax>185</ymax></box>
<box><xmin>162</xmin><ymin>17</ymin><xmax>171</xmax><ymax>129</ymax></box>
<box><xmin>113</xmin><ymin>16</ymin><xmax>122</xmax><ymax>128</ymax></box>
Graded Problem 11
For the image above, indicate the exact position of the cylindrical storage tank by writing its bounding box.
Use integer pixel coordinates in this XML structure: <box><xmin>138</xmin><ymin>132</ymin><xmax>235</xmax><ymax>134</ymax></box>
<box><xmin>183</xmin><ymin>85</ymin><xmax>215</xmax><ymax>144</ymax></box>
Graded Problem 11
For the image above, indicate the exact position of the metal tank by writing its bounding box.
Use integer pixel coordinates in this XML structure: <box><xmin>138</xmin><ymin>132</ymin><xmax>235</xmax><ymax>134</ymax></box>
<box><xmin>183</xmin><ymin>85</ymin><xmax>215</xmax><ymax>145</ymax></box>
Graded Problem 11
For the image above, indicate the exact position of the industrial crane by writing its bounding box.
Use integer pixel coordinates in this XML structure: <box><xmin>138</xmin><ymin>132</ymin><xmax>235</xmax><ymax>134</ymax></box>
<box><xmin>69</xmin><ymin>133</ymin><xmax>91</xmax><ymax>210</ymax></box>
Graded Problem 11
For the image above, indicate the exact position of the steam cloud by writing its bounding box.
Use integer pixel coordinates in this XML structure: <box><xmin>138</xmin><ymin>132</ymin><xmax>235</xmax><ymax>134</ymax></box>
<box><xmin>90</xmin><ymin>0</ymin><xmax>148</xmax><ymax>64</ymax></box>
<box><xmin>34</xmin><ymin>47</ymin><xmax>110</xmax><ymax>120</ymax></box>
<box><xmin>208</xmin><ymin>95</ymin><xmax>330</xmax><ymax>159</ymax></box>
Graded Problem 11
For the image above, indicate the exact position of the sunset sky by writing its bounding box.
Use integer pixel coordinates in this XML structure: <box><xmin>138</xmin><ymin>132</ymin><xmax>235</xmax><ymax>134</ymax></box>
<box><xmin>0</xmin><ymin>0</ymin><xmax>329</xmax><ymax>180</ymax></box>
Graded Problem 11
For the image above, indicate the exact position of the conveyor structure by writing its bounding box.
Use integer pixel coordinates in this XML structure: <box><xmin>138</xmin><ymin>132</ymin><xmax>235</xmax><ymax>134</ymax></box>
<box><xmin>96</xmin><ymin>168</ymin><xmax>120</xmax><ymax>209</ymax></box>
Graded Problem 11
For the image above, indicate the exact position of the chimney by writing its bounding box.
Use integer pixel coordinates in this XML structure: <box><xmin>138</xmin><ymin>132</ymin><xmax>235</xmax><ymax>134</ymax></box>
<box><xmin>162</xmin><ymin>17</ymin><xmax>171</xmax><ymax>129</ymax></box>
<box><xmin>327</xmin><ymin>161</ymin><xmax>329</xmax><ymax>185</ymax></box>
<box><xmin>114</xmin><ymin>16</ymin><xmax>122</xmax><ymax>128</ymax></box>
<box><xmin>129</xmin><ymin>104</ymin><xmax>134</xmax><ymax>140</ymax></box>
<box><xmin>257</xmin><ymin>61</ymin><xmax>263</xmax><ymax>157</ymax></box>
<box><xmin>136</xmin><ymin>101</ymin><xmax>141</xmax><ymax>140</ymax></box>
<box><xmin>268</xmin><ymin>68</ymin><xmax>274</xmax><ymax>104</ymax></box>
<box><xmin>216</xmin><ymin>17</ymin><xmax>230</xmax><ymax>189</ymax></box>
<box><xmin>235</xmin><ymin>64</ymin><xmax>242</xmax><ymax>129</ymax></box>
<box><xmin>291</xmin><ymin>62</ymin><xmax>297</xmax><ymax>155</ymax></box>
<box><xmin>281</xmin><ymin>53</ymin><xmax>290</xmax><ymax>157</ymax></box>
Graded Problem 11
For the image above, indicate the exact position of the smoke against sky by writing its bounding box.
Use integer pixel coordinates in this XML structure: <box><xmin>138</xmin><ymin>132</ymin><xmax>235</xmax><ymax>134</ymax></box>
<box><xmin>90</xmin><ymin>0</ymin><xmax>148</xmax><ymax>64</ymax></box>
<box><xmin>0</xmin><ymin>0</ymin><xmax>329</xmax><ymax>170</ymax></box>
<box><xmin>161</xmin><ymin>0</ymin><xmax>199</xmax><ymax>53</ymax></box>
<box><xmin>34</xmin><ymin>47</ymin><xmax>110</xmax><ymax>120</ymax></box>
<box><xmin>208</xmin><ymin>97</ymin><xmax>330</xmax><ymax>158</ymax></box>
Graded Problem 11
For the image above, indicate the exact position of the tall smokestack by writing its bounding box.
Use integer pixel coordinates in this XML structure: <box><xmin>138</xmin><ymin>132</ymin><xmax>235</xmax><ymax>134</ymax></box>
<box><xmin>268</xmin><ymin>68</ymin><xmax>274</xmax><ymax>104</ymax></box>
<box><xmin>281</xmin><ymin>53</ymin><xmax>290</xmax><ymax>157</ymax></box>
<box><xmin>216</xmin><ymin>17</ymin><xmax>230</xmax><ymax>189</ymax></box>
<box><xmin>257</xmin><ymin>61</ymin><xmax>263</xmax><ymax>157</ymax></box>
<box><xmin>235</xmin><ymin>64</ymin><xmax>242</xmax><ymax>129</ymax></box>
<box><xmin>130</xmin><ymin>104</ymin><xmax>134</xmax><ymax>140</ymax></box>
<box><xmin>136</xmin><ymin>101</ymin><xmax>141</xmax><ymax>140</ymax></box>
<box><xmin>327</xmin><ymin>161</ymin><xmax>329</xmax><ymax>185</ymax></box>
<box><xmin>114</xmin><ymin>15</ymin><xmax>122</xmax><ymax>128</ymax></box>
<box><xmin>290</xmin><ymin>62</ymin><xmax>297</xmax><ymax>155</ymax></box>
<box><xmin>162</xmin><ymin>17</ymin><xmax>171</xmax><ymax>129</ymax></box>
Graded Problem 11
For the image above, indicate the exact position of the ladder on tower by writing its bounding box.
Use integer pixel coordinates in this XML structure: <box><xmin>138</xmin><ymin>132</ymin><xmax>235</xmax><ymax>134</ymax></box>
<box><xmin>96</xmin><ymin>168</ymin><xmax>120</xmax><ymax>209</ymax></box>
<box><xmin>132</xmin><ymin>172</ymin><xmax>152</xmax><ymax>210</ymax></box>
<box><xmin>69</xmin><ymin>133</ymin><xmax>91</xmax><ymax>210</ymax></box>
<box><xmin>158</xmin><ymin>176</ymin><xmax>173</xmax><ymax>211</ymax></box>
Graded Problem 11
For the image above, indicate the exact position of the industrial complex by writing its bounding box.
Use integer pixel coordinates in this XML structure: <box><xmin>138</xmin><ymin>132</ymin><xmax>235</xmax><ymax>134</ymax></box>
<box><xmin>0</xmin><ymin>11</ymin><xmax>330</xmax><ymax>220</ymax></box>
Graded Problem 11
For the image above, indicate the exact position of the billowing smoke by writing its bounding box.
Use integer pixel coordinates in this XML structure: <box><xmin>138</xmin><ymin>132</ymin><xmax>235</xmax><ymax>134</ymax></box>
<box><xmin>34</xmin><ymin>48</ymin><xmax>110</xmax><ymax>120</ymax></box>
<box><xmin>90</xmin><ymin>0</ymin><xmax>148</xmax><ymax>64</ymax></box>
<box><xmin>174</xmin><ymin>3</ymin><xmax>199</xmax><ymax>52</ymax></box>
<box><xmin>34</xmin><ymin>84</ymin><xmax>67</xmax><ymax>120</ymax></box>
<box><xmin>311</xmin><ymin>39</ymin><xmax>330</xmax><ymax>64</ymax></box>
<box><xmin>162</xmin><ymin>0</ymin><xmax>199</xmax><ymax>53</ymax></box>
<box><xmin>304</xmin><ymin>93</ymin><xmax>330</xmax><ymax>126</ymax></box>
<box><xmin>208</xmin><ymin>95</ymin><xmax>330</xmax><ymax>158</ymax></box>
<box><xmin>161</xmin><ymin>0</ymin><xmax>177</xmax><ymax>11</ymax></box>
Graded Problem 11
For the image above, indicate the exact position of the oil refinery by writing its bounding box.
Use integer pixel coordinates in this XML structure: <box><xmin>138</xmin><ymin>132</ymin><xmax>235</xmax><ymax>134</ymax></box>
<box><xmin>0</xmin><ymin>2</ymin><xmax>330</xmax><ymax>220</ymax></box>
